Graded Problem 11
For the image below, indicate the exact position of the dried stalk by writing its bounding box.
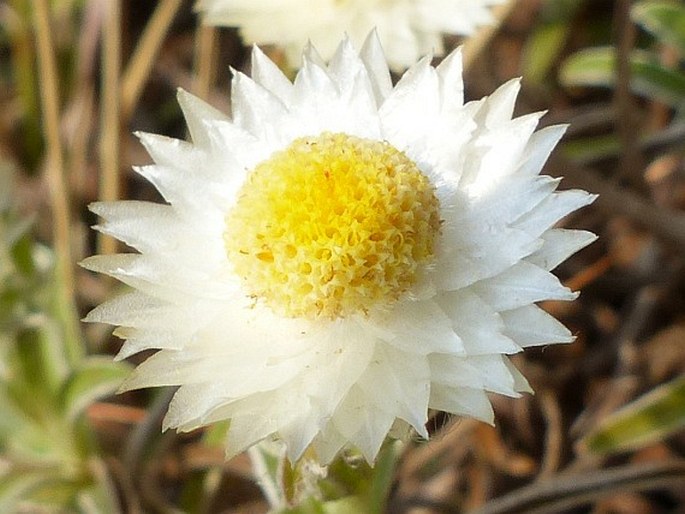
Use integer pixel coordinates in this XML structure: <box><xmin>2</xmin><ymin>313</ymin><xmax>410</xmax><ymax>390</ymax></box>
<box><xmin>120</xmin><ymin>0</ymin><xmax>183</xmax><ymax>121</ymax></box>
<box><xmin>193</xmin><ymin>24</ymin><xmax>218</xmax><ymax>101</ymax></box>
<box><xmin>32</xmin><ymin>0</ymin><xmax>82</xmax><ymax>363</ymax></box>
<box><xmin>98</xmin><ymin>0</ymin><xmax>121</xmax><ymax>255</ymax></box>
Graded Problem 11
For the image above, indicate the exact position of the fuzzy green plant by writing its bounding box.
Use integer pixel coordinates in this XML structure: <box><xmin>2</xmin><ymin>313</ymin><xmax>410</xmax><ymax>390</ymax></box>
<box><xmin>559</xmin><ymin>0</ymin><xmax>685</xmax><ymax>163</ymax></box>
<box><xmin>0</xmin><ymin>163</ymin><xmax>130</xmax><ymax>513</ymax></box>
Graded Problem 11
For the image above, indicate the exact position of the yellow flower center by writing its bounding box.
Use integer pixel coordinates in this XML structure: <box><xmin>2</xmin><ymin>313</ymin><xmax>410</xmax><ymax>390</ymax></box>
<box><xmin>224</xmin><ymin>132</ymin><xmax>440</xmax><ymax>319</ymax></box>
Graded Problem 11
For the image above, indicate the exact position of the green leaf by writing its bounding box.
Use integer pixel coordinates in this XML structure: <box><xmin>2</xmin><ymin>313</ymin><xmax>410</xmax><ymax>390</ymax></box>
<box><xmin>521</xmin><ymin>0</ymin><xmax>586</xmax><ymax>83</ymax></box>
<box><xmin>579</xmin><ymin>374</ymin><xmax>685</xmax><ymax>455</ymax></box>
<box><xmin>632</xmin><ymin>1</ymin><xmax>685</xmax><ymax>56</ymax></box>
<box><xmin>366</xmin><ymin>441</ymin><xmax>401</xmax><ymax>514</ymax></box>
<box><xmin>24</xmin><ymin>479</ymin><xmax>82</xmax><ymax>509</ymax></box>
<box><xmin>283</xmin><ymin>496</ymin><xmax>366</xmax><ymax>514</ymax></box>
<box><xmin>562</xmin><ymin>134</ymin><xmax>621</xmax><ymax>164</ymax></box>
<box><xmin>0</xmin><ymin>470</ymin><xmax>60</xmax><ymax>512</ymax></box>
<box><xmin>560</xmin><ymin>47</ymin><xmax>685</xmax><ymax>107</ymax></box>
<box><xmin>59</xmin><ymin>356</ymin><xmax>131</xmax><ymax>421</ymax></box>
<box><xmin>202</xmin><ymin>420</ymin><xmax>230</xmax><ymax>447</ymax></box>
<box><xmin>75</xmin><ymin>458</ymin><xmax>121</xmax><ymax>514</ymax></box>
<box><xmin>0</xmin><ymin>386</ymin><xmax>34</xmax><ymax>444</ymax></box>
<box><xmin>523</xmin><ymin>23</ymin><xmax>572</xmax><ymax>83</ymax></box>
<box><xmin>14</xmin><ymin>321</ymin><xmax>68</xmax><ymax>401</ymax></box>
<box><xmin>282</xmin><ymin>497</ymin><xmax>326</xmax><ymax>514</ymax></box>
<box><xmin>321</xmin><ymin>496</ymin><xmax>367</xmax><ymax>514</ymax></box>
<box><xmin>0</xmin><ymin>383</ymin><xmax>75</xmax><ymax>466</ymax></box>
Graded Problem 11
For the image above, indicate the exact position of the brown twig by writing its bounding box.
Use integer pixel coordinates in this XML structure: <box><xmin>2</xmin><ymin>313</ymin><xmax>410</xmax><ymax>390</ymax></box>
<box><xmin>468</xmin><ymin>460</ymin><xmax>685</xmax><ymax>514</ymax></box>
<box><xmin>612</xmin><ymin>0</ymin><xmax>646</xmax><ymax>191</ymax></box>
<box><xmin>537</xmin><ymin>391</ymin><xmax>564</xmax><ymax>479</ymax></box>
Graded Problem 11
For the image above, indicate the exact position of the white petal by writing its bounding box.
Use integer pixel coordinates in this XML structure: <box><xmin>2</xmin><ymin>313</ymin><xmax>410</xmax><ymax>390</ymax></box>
<box><xmin>514</xmin><ymin>190</ymin><xmax>598</xmax><ymax>236</ymax></box>
<box><xmin>465</xmin><ymin>355</ymin><xmax>521</xmax><ymax>397</ymax></box>
<box><xmin>452</xmin><ymin>175</ymin><xmax>560</xmax><ymax>231</ymax></box>
<box><xmin>177</xmin><ymin>88</ymin><xmax>229</xmax><ymax>148</ymax></box>
<box><xmin>475</xmin><ymin>78</ymin><xmax>521</xmax><ymax>128</ymax></box>
<box><xmin>80</xmin><ymin>254</ymin><xmax>234</xmax><ymax>301</ymax></box>
<box><xmin>332</xmin><ymin>386</ymin><xmax>396</xmax><ymax>462</ymax></box>
<box><xmin>436</xmin><ymin>47</ymin><xmax>464</xmax><ymax>112</ymax></box>
<box><xmin>373</xmin><ymin>299</ymin><xmax>464</xmax><ymax>355</ymax></box>
<box><xmin>471</xmin><ymin>261</ymin><xmax>577</xmax><ymax>311</ymax></box>
<box><xmin>231</xmin><ymin>70</ymin><xmax>289</xmax><ymax>140</ymax></box>
<box><xmin>90</xmin><ymin>201</ymin><xmax>184</xmax><ymax>255</ymax></box>
<box><xmin>503</xmin><ymin>358</ymin><xmax>533</xmax><ymax>394</ymax></box>
<box><xmin>429</xmin><ymin>385</ymin><xmax>494</xmax><ymax>424</ymax></box>
<box><xmin>517</xmin><ymin>124</ymin><xmax>568</xmax><ymax>177</ymax></box>
<box><xmin>380</xmin><ymin>55</ymin><xmax>439</xmax><ymax>150</ymax></box>
<box><xmin>250</xmin><ymin>44</ymin><xmax>294</xmax><ymax>103</ymax></box>
<box><xmin>526</xmin><ymin>228</ymin><xmax>597</xmax><ymax>271</ymax></box>
<box><xmin>462</xmin><ymin>112</ymin><xmax>544</xmax><ymax>194</ymax></box>
<box><xmin>312</xmin><ymin>423</ymin><xmax>348</xmax><ymax>465</ymax></box>
<box><xmin>360</xmin><ymin>30</ymin><xmax>392</xmax><ymax>106</ymax></box>
<box><xmin>429</xmin><ymin>354</ymin><xmax>487</xmax><ymax>389</ymax></box>
<box><xmin>500</xmin><ymin>304</ymin><xmax>575</xmax><ymax>347</ymax></box>
<box><xmin>435</xmin><ymin>289</ymin><xmax>521</xmax><ymax>355</ymax></box>
<box><xmin>114</xmin><ymin>328</ymin><xmax>189</xmax><ymax>359</ymax></box>
<box><xmin>357</xmin><ymin>344</ymin><xmax>430</xmax><ymax>437</ymax></box>
<box><xmin>135</xmin><ymin>132</ymin><xmax>198</xmax><ymax>172</ymax></box>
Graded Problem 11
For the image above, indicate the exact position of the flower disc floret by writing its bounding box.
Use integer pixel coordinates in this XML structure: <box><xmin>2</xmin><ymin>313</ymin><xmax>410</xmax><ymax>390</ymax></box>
<box><xmin>224</xmin><ymin>132</ymin><xmax>441</xmax><ymax>319</ymax></box>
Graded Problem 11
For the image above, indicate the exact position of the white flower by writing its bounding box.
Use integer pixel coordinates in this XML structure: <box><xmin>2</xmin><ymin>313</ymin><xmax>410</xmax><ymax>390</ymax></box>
<box><xmin>83</xmin><ymin>33</ymin><xmax>596</xmax><ymax>464</ymax></box>
<box><xmin>196</xmin><ymin>0</ymin><xmax>506</xmax><ymax>70</ymax></box>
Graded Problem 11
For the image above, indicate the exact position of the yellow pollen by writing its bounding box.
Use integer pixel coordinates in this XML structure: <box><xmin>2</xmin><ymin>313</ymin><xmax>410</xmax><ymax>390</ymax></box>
<box><xmin>224</xmin><ymin>132</ymin><xmax>440</xmax><ymax>319</ymax></box>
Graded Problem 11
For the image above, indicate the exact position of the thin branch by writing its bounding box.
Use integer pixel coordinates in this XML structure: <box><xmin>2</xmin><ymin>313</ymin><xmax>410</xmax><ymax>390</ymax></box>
<box><xmin>98</xmin><ymin>0</ymin><xmax>121</xmax><ymax>255</ymax></box>
<box><xmin>538</xmin><ymin>391</ymin><xmax>563</xmax><ymax>479</ymax></box>
<box><xmin>469</xmin><ymin>460</ymin><xmax>685</xmax><ymax>514</ymax></box>
<box><xmin>120</xmin><ymin>0</ymin><xmax>183</xmax><ymax>121</ymax></box>
<box><xmin>613</xmin><ymin>0</ymin><xmax>646</xmax><ymax>190</ymax></box>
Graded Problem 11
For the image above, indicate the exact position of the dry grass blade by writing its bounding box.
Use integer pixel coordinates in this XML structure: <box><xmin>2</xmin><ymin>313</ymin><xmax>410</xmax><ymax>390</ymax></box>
<box><xmin>31</xmin><ymin>0</ymin><xmax>82</xmax><ymax>363</ymax></box>
<box><xmin>98</xmin><ymin>0</ymin><xmax>121</xmax><ymax>255</ymax></box>
<box><xmin>120</xmin><ymin>0</ymin><xmax>183</xmax><ymax>121</ymax></box>
<box><xmin>32</xmin><ymin>0</ymin><xmax>71</xmax><ymax>281</ymax></box>
<box><xmin>193</xmin><ymin>24</ymin><xmax>218</xmax><ymax>101</ymax></box>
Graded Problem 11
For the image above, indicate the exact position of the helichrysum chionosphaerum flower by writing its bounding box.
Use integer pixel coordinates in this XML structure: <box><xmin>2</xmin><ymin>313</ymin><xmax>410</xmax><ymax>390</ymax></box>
<box><xmin>84</xmin><ymin>33</ymin><xmax>596</xmax><ymax>464</ymax></box>
<box><xmin>195</xmin><ymin>0</ymin><xmax>505</xmax><ymax>70</ymax></box>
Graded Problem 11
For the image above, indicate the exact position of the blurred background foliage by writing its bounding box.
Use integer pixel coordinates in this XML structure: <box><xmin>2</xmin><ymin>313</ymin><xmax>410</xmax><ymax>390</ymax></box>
<box><xmin>0</xmin><ymin>0</ymin><xmax>684</xmax><ymax>512</ymax></box>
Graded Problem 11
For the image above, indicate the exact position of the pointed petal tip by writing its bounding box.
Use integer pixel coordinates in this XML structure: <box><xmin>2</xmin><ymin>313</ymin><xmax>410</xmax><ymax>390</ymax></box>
<box><xmin>79</xmin><ymin>255</ymin><xmax>100</xmax><ymax>271</ymax></box>
<box><xmin>87</xmin><ymin>201</ymin><xmax>104</xmax><ymax>215</ymax></box>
